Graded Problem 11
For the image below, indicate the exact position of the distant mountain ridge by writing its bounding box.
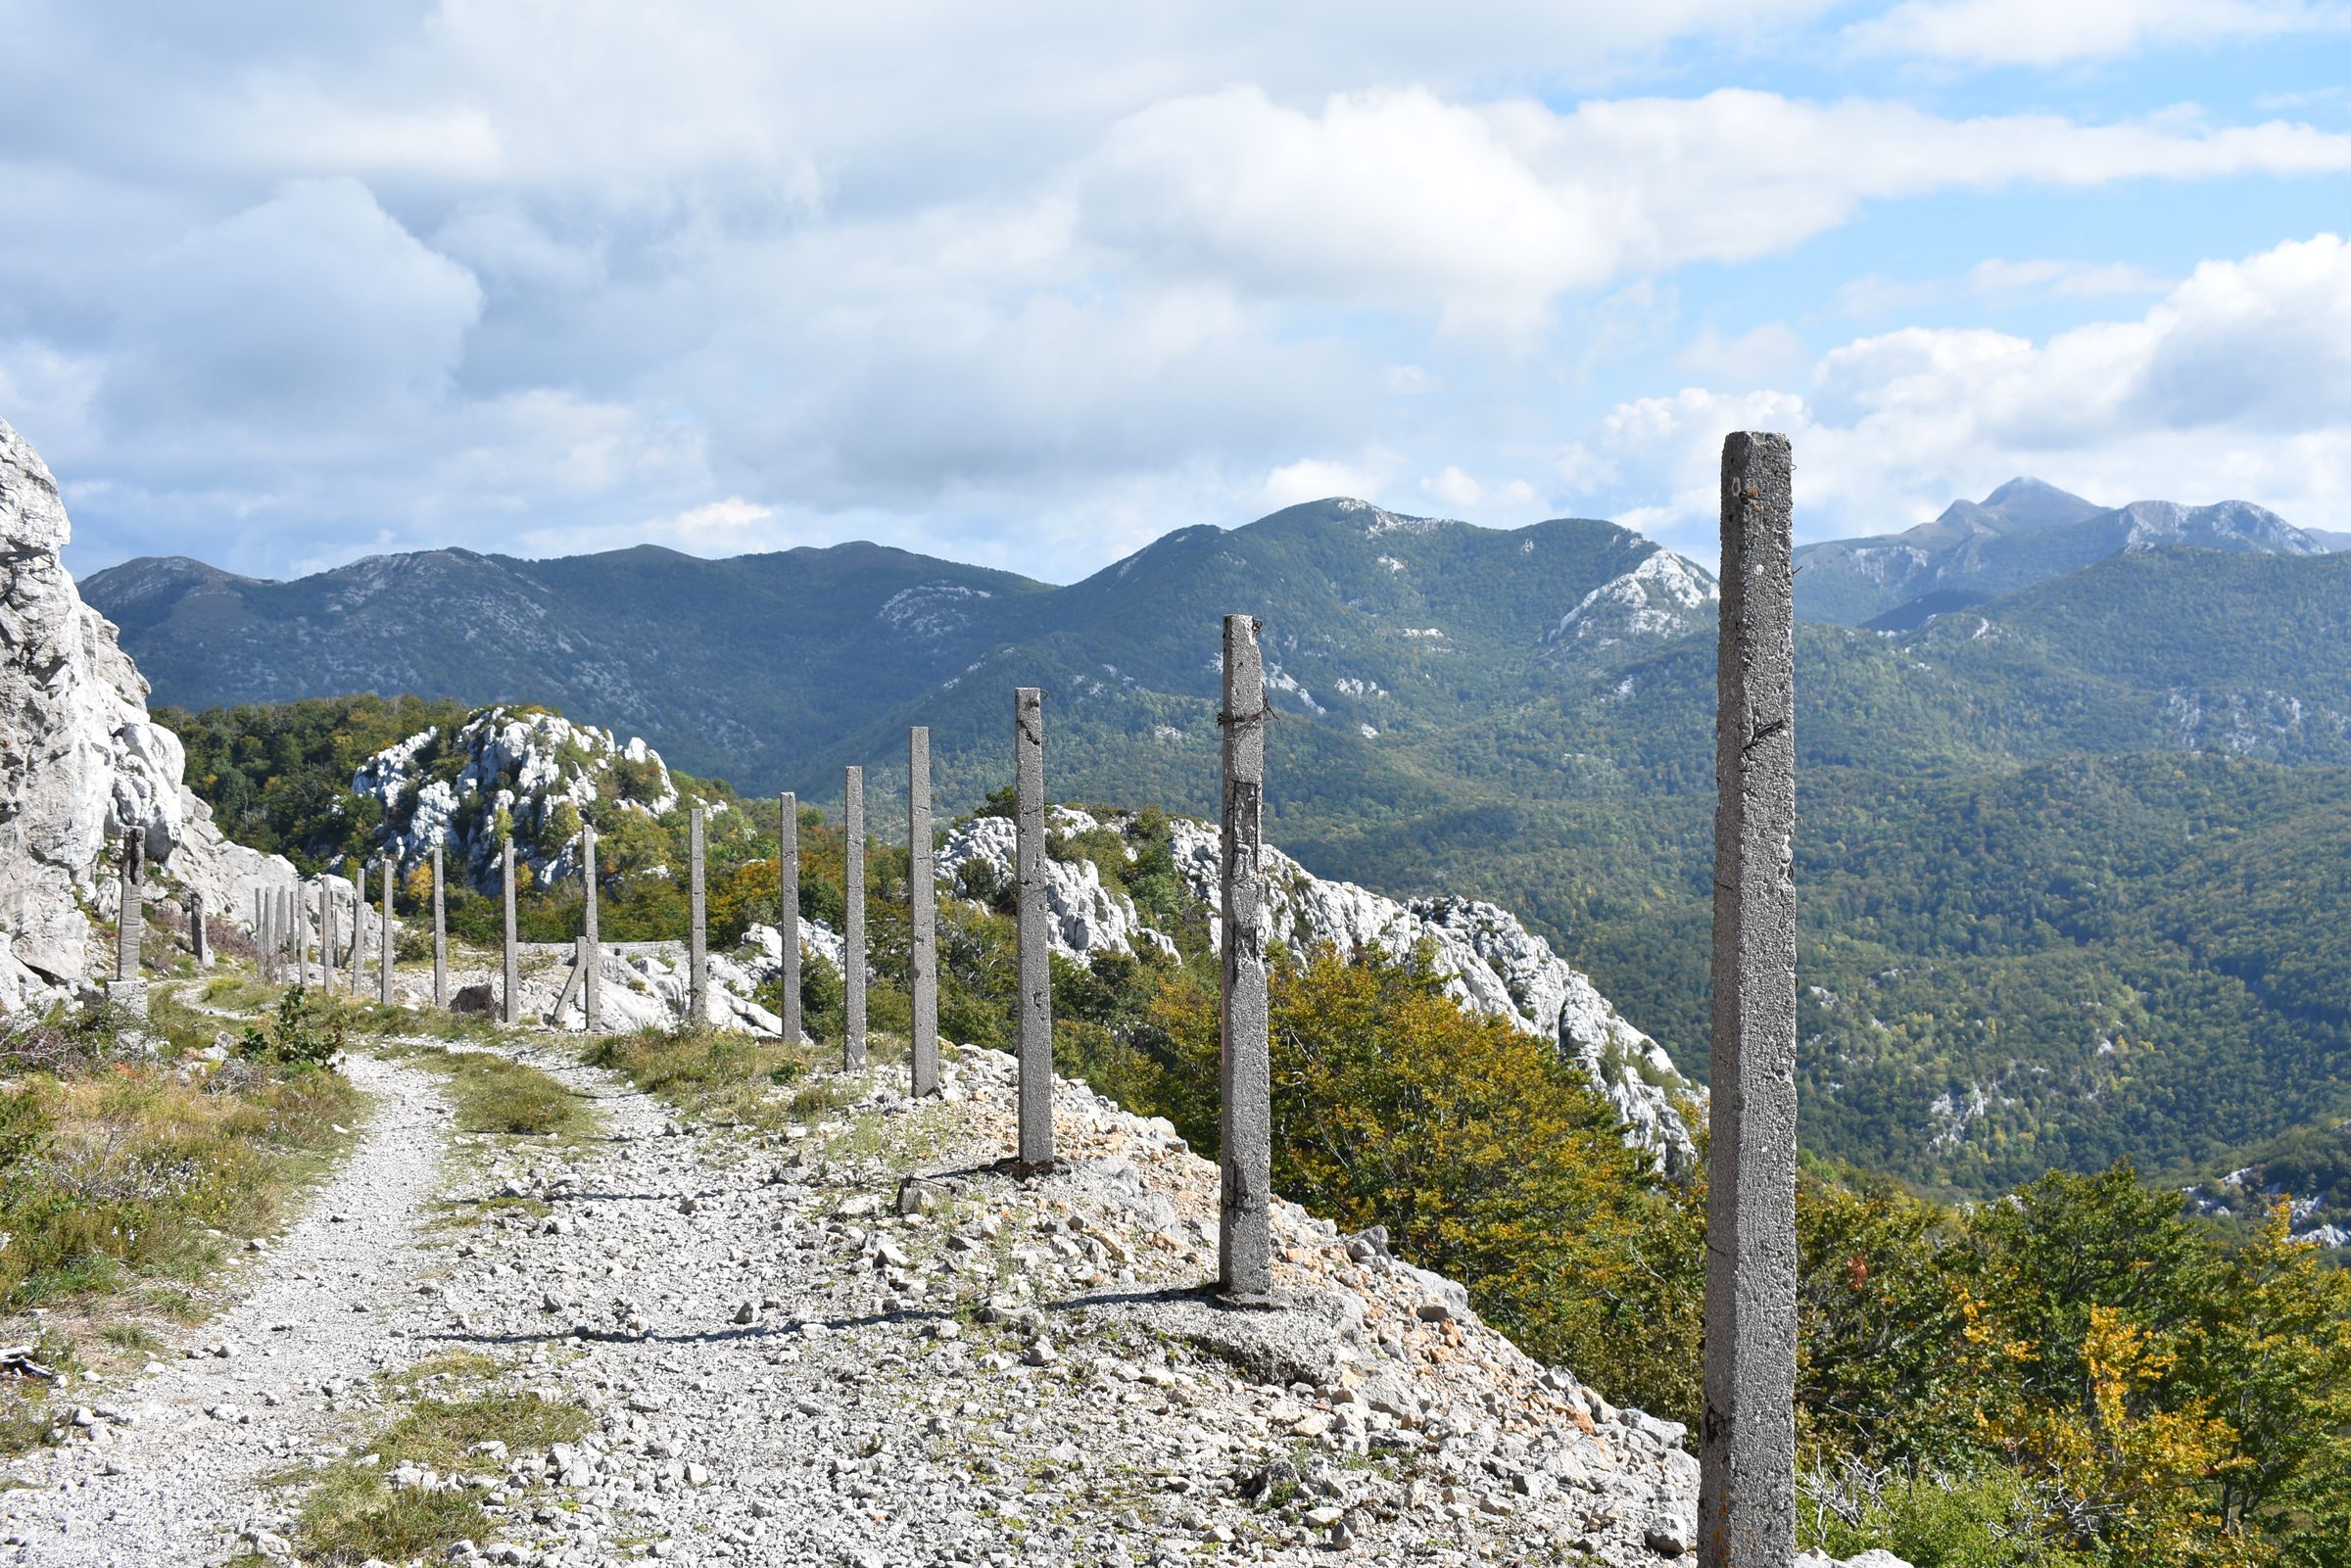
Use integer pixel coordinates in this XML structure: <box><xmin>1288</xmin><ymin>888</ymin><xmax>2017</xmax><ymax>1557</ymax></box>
<box><xmin>1794</xmin><ymin>476</ymin><xmax>2331</xmax><ymax>626</ymax></box>
<box><xmin>84</xmin><ymin>488</ymin><xmax>2351</xmax><ymax>1203</ymax></box>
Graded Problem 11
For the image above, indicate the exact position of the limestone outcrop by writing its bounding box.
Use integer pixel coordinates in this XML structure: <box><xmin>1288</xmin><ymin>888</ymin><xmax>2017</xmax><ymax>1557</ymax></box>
<box><xmin>936</xmin><ymin>806</ymin><xmax>1700</xmax><ymax>1169</ymax></box>
<box><xmin>351</xmin><ymin>706</ymin><xmax>690</xmax><ymax>892</ymax></box>
<box><xmin>0</xmin><ymin>417</ymin><xmax>294</xmax><ymax>1012</ymax></box>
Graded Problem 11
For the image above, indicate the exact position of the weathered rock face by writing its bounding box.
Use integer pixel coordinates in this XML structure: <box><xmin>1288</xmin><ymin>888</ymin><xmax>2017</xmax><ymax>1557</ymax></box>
<box><xmin>936</xmin><ymin>809</ymin><xmax>1175</xmax><ymax>961</ymax></box>
<box><xmin>0</xmin><ymin>417</ymin><xmax>294</xmax><ymax>1012</ymax></box>
<box><xmin>933</xmin><ymin>803</ymin><xmax>1699</xmax><ymax>1168</ymax></box>
<box><xmin>351</xmin><ymin>706</ymin><xmax>691</xmax><ymax>891</ymax></box>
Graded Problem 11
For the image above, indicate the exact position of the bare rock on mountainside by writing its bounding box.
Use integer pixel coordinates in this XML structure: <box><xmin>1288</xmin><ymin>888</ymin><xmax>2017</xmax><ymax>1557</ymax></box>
<box><xmin>0</xmin><ymin>417</ymin><xmax>294</xmax><ymax>1011</ymax></box>
<box><xmin>352</xmin><ymin>705</ymin><xmax>690</xmax><ymax>892</ymax></box>
<box><xmin>941</xmin><ymin>806</ymin><xmax>1701</xmax><ymax>1169</ymax></box>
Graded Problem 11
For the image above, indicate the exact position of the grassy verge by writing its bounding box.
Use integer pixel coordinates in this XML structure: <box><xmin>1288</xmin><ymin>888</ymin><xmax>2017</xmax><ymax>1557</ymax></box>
<box><xmin>582</xmin><ymin>1024</ymin><xmax>837</xmax><ymax>1130</ymax></box>
<box><xmin>379</xmin><ymin>1046</ymin><xmax>597</xmax><ymax>1143</ymax></box>
<box><xmin>0</xmin><ymin>991</ymin><xmax>364</xmax><ymax>1451</ymax></box>
<box><xmin>286</xmin><ymin>1351</ymin><xmax>594</xmax><ymax>1565</ymax></box>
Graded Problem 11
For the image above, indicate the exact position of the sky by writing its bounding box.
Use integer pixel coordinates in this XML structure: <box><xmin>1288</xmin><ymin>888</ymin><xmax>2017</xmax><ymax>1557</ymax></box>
<box><xmin>4</xmin><ymin>2</ymin><xmax>2350</xmax><ymax>582</ymax></box>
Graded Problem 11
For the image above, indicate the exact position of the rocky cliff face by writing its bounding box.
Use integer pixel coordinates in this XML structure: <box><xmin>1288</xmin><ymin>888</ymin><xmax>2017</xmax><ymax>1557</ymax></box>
<box><xmin>0</xmin><ymin>417</ymin><xmax>293</xmax><ymax>1012</ymax></box>
<box><xmin>351</xmin><ymin>706</ymin><xmax>690</xmax><ymax>891</ymax></box>
<box><xmin>944</xmin><ymin>808</ymin><xmax>1700</xmax><ymax>1169</ymax></box>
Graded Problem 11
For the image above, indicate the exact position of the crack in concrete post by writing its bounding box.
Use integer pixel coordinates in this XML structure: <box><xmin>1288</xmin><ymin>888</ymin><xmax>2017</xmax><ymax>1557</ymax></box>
<box><xmin>1701</xmin><ymin>430</ymin><xmax>1799</xmax><ymax>1568</ymax></box>
<box><xmin>1015</xmin><ymin>687</ymin><xmax>1053</xmax><ymax>1168</ymax></box>
<box><xmin>1220</xmin><ymin>615</ymin><xmax>1272</xmax><ymax>1301</ymax></box>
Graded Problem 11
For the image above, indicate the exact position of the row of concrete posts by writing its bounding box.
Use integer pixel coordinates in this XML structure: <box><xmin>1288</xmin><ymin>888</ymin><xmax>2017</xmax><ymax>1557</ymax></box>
<box><xmin>208</xmin><ymin>433</ymin><xmax>1801</xmax><ymax>1568</ymax></box>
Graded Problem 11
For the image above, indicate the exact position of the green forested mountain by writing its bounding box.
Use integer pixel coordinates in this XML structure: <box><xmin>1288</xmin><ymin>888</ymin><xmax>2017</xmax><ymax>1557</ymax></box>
<box><xmin>95</xmin><ymin>501</ymin><xmax>2351</xmax><ymax>1205</ymax></box>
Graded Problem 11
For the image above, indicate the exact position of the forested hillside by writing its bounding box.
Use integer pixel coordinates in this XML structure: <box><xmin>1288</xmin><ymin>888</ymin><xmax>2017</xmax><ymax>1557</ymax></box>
<box><xmin>113</xmin><ymin>511</ymin><xmax>2351</xmax><ymax>1207</ymax></box>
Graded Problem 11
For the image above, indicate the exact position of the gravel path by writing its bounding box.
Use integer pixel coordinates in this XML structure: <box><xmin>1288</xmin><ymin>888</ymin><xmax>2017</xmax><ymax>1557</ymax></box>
<box><xmin>5</xmin><ymin>1030</ymin><xmax>1712</xmax><ymax>1568</ymax></box>
<box><xmin>4</xmin><ymin>1052</ymin><xmax>456</xmax><ymax>1565</ymax></box>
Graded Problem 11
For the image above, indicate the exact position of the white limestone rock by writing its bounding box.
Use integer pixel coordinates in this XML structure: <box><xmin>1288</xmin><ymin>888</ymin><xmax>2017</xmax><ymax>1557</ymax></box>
<box><xmin>351</xmin><ymin>707</ymin><xmax>688</xmax><ymax>891</ymax></box>
<box><xmin>935</xmin><ymin>809</ymin><xmax>1174</xmax><ymax>961</ymax></box>
<box><xmin>930</xmin><ymin>803</ymin><xmax>1696</xmax><ymax>1168</ymax></box>
<box><xmin>0</xmin><ymin>416</ymin><xmax>295</xmax><ymax>1011</ymax></box>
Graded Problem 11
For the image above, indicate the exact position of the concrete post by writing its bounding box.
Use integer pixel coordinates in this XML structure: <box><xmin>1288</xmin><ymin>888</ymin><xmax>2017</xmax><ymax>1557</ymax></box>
<box><xmin>1219</xmin><ymin>616</ymin><xmax>1273</xmax><ymax>1299</ymax></box>
<box><xmin>352</xmin><ymin>872</ymin><xmax>368</xmax><ymax>997</ymax></box>
<box><xmin>111</xmin><ymin>830</ymin><xmax>149</xmax><ymax>1021</ymax></box>
<box><xmin>189</xmin><ymin>889</ymin><xmax>210</xmax><ymax>968</ymax></box>
<box><xmin>582</xmin><ymin>826</ymin><xmax>600</xmax><ymax>1032</ymax></box>
<box><xmin>377</xmin><ymin>857</ymin><xmax>393</xmax><ymax>1005</ymax></box>
<box><xmin>253</xmin><ymin>889</ymin><xmax>265</xmax><ymax>978</ymax></box>
<box><xmin>502</xmin><ymin>839</ymin><xmax>519</xmax><ymax>1026</ymax></box>
<box><xmin>843</xmin><ymin>767</ymin><xmax>866</xmax><ymax>1069</ymax></box>
<box><xmin>1014</xmin><ymin>688</ymin><xmax>1052</xmax><ymax>1168</ymax></box>
<box><xmin>432</xmin><ymin>846</ymin><xmax>448</xmax><ymax>1010</ymax></box>
<box><xmin>115</xmin><ymin>831</ymin><xmax>141</xmax><ymax>980</ymax></box>
<box><xmin>689</xmin><ymin>806</ymin><xmax>709</xmax><ymax>1028</ymax></box>
<box><xmin>1700</xmin><ymin>431</ymin><xmax>1799</xmax><ymax>1568</ymax></box>
<box><xmin>322</xmin><ymin>879</ymin><xmax>338</xmax><ymax>993</ymax></box>
<box><xmin>779</xmin><ymin>793</ymin><xmax>801</xmax><ymax>1048</ymax></box>
<box><xmin>277</xmin><ymin>887</ymin><xmax>293</xmax><ymax>983</ymax></box>
<box><xmin>909</xmin><ymin>728</ymin><xmax>938</xmax><ymax>1096</ymax></box>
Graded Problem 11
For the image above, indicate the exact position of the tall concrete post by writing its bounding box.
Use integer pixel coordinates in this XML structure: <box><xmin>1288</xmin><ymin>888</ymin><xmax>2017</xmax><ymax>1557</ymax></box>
<box><xmin>909</xmin><ymin>728</ymin><xmax>938</xmax><ymax>1096</ymax></box>
<box><xmin>189</xmin><ymin>889</ymin><xmax>210</xmax><ymax>968</ymax></box>
<box><xmin>111</xmin><ymin>831</ymin><xmax>148</xmax><ymax>1020</ymax></box>
<box><xmin>581</xmin><ymin>826</ymin><xmax>600</xmax><ymax>1032</ymax></box>
<box><xmin>352</xmin><ymin>872</ymin><xmax>369</xmax><ymax>997</ymax></box>
<box><xmin>779</xmin><ymin>794</ymin><xmax>801</xmax><ymax>1048</ymax></box>
<box><xmin>277</xmin><ymin>887</ymin><xmax>293</xmax><ymax>983</ymax></box>
<box><xmin>1014</xmin><ymin>688</ymin><xmax>1053</xmax><ymax>1168</ymax></box>
<box><xmin>432</xmin><ymin>846</ymin><xmax>448</xmax><ymax>1009</ymax></box>
<box><xmin>1701</xmin><ymin>431</ymin><xmax>1799</xmax><ymax>1568</ymax></box>
<box><xmin>843</xmin><ymin>768</ymin><xmax>866</xmax><ymax>1069</ymax></box>
<box><xmin>689</xmin><ymin>806</ymin><xmax>709</xmax><ymax>1028</ymax></box>
<box><xmin>322</xmin><ymin>879</ymin><xmax>339</xmax><ymax>993</ymax></box>
<box><xmin>502</xmin><ymin>839</ymin><xmax>519</xmax><ymax>1026</ymax></box>
<box><xmin>379</xmin><ymin>857</ymin><xmax>395</xmax><ymax>1006</ymax></box>
<box><xmin>253</xmin><ymin>889</ymin><xmax>266</xmax><ymax>978</ymax></box>
<box><xmin>1219</xmin><ymin>616</ymin><xmax>1273</xmax><ymax>1299</ymax></box>
<box><xmin>115</xmin><ymin>832</ymin><xmax>140</xmax><ymax>980</ymax></box>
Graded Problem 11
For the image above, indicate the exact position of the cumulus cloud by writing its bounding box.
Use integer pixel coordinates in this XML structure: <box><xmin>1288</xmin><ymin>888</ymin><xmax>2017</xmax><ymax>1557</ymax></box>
<box><xmin>1560</xmin><ymin>234</ymin><xmax>2351</xmax><ymax>546</ymax></box>
<box><xmin>104</xmin><ymin>178</ymin><xmax>481</xmax><ymax>431</ymax></box>
<box><xmin>1</xmin><ymin>0</ymin><xmax>2345</xmax><ymax>578</ymax></box>
<box><xmin>1851</xmin><ymin>0</ymin><xmax>2350</xmax><ymax>66</ymax></box>
<box><xmin>1080</xmin><ymin>85</ymin><xmax>2351</xmax><ymax>330</ymax></box>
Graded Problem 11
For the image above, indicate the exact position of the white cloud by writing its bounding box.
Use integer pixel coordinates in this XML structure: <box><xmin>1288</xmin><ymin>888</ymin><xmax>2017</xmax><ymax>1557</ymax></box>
<box><xmin>1563</xmin><ymin>233</ymin><xmax>2351</xmax><ymax>547</ymax></box>
<box><xmin>1421</xmin><ymin>466</ymin><xmax>1486</xmax><ymax>508</ymax></box>
<box><xmin>1080</xmin><ymin>86</ymin><xmax>2351</xmax><ymax>330</ymax></box>
<box><xmin>1262</xmin><ymin>454</ymin><xmax>1401</xmax><ymax>509</ymax></box>
<box><xmin>104</xmin><ymin>178</ymin><xmax>481</xmax><ymax>431</ymax></box>
<box><xmin>1851</xmin><ymin>0</ymin><xmax>2350</xmax><ymax>66</ymax></box>
<box><xmin>1677</xmin><ymin>321</ymin><xmax>1810</xmax><ymax>384</ymax></box>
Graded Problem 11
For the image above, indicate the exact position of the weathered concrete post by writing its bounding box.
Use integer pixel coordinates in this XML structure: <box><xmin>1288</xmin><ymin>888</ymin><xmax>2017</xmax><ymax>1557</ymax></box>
<box><xmin>115</xmin><ymin>832</ymin><xmax>140</xmax><ymax>980</ymax></box>
<box><xmin>189</xmin><ymin>888</ymin><xmax>210</xmax><ymax>968</ymax></box>
<box><xmin>1701</xmin><ymin>431</ymin><xmax>1799</xmax><ymax>1568</ymax></box>
<box><xmin>322</xmin><ymin>879</ymin><xmax>339</xmax><ymax>993</ymax></box>
<box><xmin>432</xmin><ymin>846</ymin><xmax>448</xmax><ymax>1010</ymax></box>
<box><xmin>352</xmin><ymin>872</ymin><xmax>369</xmax><ymax>997</ymax></box>
<box><xmin>253</xmin><ymin>889</ymin><xmax>266</xmax><ymax>978</ymax></box>
<box><xmin>1219</xmin><ymin>616</ymin><xmax>1273</xmax><ymax>1299</ymax></box>
<box><xmin>1014</xmin><ymin>688</ymin><xmax>1053</xmax><ymax>1168</ymax></box>
<box><xmin>111</xmin><ymin>830</ymin><xmax>149</xmax><ymax>1021</ymax></box>
<box><xmin>909</xmin><ymin>728</ymin><xmax>938</xmax><ymax>1096</ymax></box>
<box><xmin>277</xmin><ymin>886</ymin><xmax>293</xmax><ymax>983</ymax></box>
<box><xmin>581</xmin><ymin>826</ymin><xmax>600</xmax><ymax>1032</ymax></box>
<box><xmin>380</xmin><ymin>857</ymin><xmax>395</xmax><ymax>1006</ymax></box>
<box><xmin>502</xmin><ymin>840</ymin><xmax>519</xmax><ymax>1026</ymax></box>
<box><xmin>689</xmin><ymin>806</ymin><xmax>709</xmax><ymax>1028</ymax></box>
<box><xmin>843</xmin><ymin>768</ymin><xmax>867</xmax><ymax>1069</ymax></box>
<box><xmin>779</xmin><ymin>793</ymin><xmax>801</xmax><ymax>1047</ymax></box>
